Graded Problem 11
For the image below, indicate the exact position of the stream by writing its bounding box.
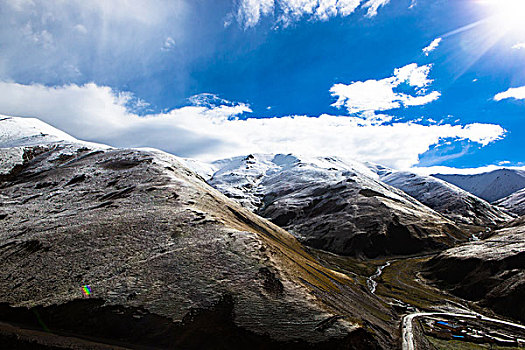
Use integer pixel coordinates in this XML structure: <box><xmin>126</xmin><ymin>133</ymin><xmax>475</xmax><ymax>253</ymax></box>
<box><xmin>366</xmin><ymin>260</ymin><xmax>394</xmax><ymax>294</ymax></box>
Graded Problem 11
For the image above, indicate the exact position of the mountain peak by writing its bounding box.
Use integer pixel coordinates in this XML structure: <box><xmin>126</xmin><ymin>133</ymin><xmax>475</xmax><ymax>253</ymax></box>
<box><xmin>0</xmin><ymin>115</ymin><xmax>77</xmax><ymax>147</ymax></box>
<box><xmin>434</xmin><ymin>169</ymin><xmax>525</xmax><ymax>202</ymax></box>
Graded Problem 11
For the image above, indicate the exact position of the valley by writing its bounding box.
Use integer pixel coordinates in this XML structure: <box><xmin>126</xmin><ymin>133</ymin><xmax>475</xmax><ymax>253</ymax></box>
<box><xmin>1</xmin><ymin>116</ymin><xmax>524</xmax><ymax>349</ymax></box>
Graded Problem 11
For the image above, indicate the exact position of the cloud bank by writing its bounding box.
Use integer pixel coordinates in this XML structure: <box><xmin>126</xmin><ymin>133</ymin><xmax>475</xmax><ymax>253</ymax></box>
<box><xmin>0</xmin><ymin>81</ymin><xmax>505</xmax><ymax>169</ymax></box>
<box><xmin>330</xmin><ymin>63</ymin><xmax>441</xmax><ymax>115</ymax></box>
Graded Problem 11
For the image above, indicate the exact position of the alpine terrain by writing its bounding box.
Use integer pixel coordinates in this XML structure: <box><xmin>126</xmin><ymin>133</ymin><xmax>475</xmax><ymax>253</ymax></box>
<box><xmin>1</xmin><ymin>116</ymin><xmax>524</xmax><ymax>349</ymax></box>
<box><xmin>434</xmin><ymin>169</ymin><xmax>525</xmax><ymax>203</ymax></box>
<box><xmin>494</xmin><ymin>188</ymin><xmax>525</xmax><ymax>216</ymax></box>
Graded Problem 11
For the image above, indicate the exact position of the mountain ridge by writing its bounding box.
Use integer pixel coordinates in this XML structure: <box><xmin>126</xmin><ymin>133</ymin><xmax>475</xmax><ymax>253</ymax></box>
<box><xmin>205</xmin><ymin>153</ymin><xmax>469</xmax><ymax>258</ymax></box>
<box><xmin>0</xmin><ymin>116</ymin><xmax>391</xmax><ymax>348</ymax></box>
<box><xmin>494</xmin><ymin>187</ymin><xmax>525</xmax><ymax>216</ymax></box>
<box><xmin>433</xmin><ymin>169</ymin><xmax>525</xmax><ymax>202</ymax></box>
<box><xmin>367</xmin><ymin>164</ymin><xmax>513</xmax><ymax>228</ymax></box>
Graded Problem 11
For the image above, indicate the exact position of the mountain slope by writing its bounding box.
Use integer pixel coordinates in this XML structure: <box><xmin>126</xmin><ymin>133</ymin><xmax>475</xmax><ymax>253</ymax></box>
<box><xmin>368</xmin><ymin>165</ymin><xmax>513</xmax><ymax>228</ymax></box>
<box><xmin>0</xmin><ymin>117</ymin><xmax>390</xmax><ymax>349</ymax></box>
<box><xmin>423</xmin><ymin>218</ymin><xmax>525</xmax><ymax>323</ymax></box>
<box><xmin>208</xmin><ymin>154</ymin><xmax>467</xmax><ymax>258</ymax></box>
<box><xmin>433</xmin><ymin>169</ymin><xmax>525</xmax><ymax>202</ymax></box>
<box><xmin>494</xmin><ymin>188</ymin><xmax>525</xmax><ymax>216</ymax></box>
<box><xmin>0</xmin><ymin>115</ymin><xmax>91</xmax><ymax>147</ymax></box>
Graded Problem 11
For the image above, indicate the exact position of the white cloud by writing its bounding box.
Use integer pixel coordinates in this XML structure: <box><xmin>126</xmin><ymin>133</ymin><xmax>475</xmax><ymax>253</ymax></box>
<box><xmin>393</xmin><ymin>63</ymin><xmax>434</xmax><ymax>87</ymax></box>
<box><xmin>423</xmin><ymin>37</ymin><xmax>442</xmax><ymax>56</ymax></box>
<box><xmin>494</xmin><ymin>86</ymin><xmax>525</xmax><ymax>101</ymax></box>
<box><xmin>161</xmin><ymin>37</ymin><xmax>176</xmax><ymax>51</ymax></box>
<box><xmin>362</xmin><ymin>0</ymin><xmax>390</xmax><ymax>17</ymax></box>
<box><xmin>278</xmin><ymin>0</ymin><xmax>362</xmax><ymax>24</ymax></box>
<box><xmin>330</xmin><ymin>63</ymin><xmax>440</xmax><ymax>115</ymax></box>
<box><xmin>233</xmin><ymin>0</ymin><xmax>389</xmax><ymax>28</ymax></box>
<box><xmin>236</xmin><ymin>0</ymin><xmax>275</xmax><ymax>28</ymax></box>
<box><xmin>512</xmin><ymin>42</ymin><xmax>525</xmax><ymax>49</ymax></box>
<box><xmin>331</xmin><ymin>79</ymin><xmax>402</xmax><ymax>113</ymax></box>
<box><xmin>402</xmin><ymin>91</ymin><xmax>441</xmax><ymax>107</ymax></box>
<box><xmin>0</xmin><ymin>81</ymin><xmax>505</xmax><ymax>169</ymax></box>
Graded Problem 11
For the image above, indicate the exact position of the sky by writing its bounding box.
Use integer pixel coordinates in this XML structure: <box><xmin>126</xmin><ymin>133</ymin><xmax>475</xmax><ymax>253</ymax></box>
<box><xmin>0</xmin><ymin>0</ymin><xmax>524</xmax><ymax>171</ymax></box>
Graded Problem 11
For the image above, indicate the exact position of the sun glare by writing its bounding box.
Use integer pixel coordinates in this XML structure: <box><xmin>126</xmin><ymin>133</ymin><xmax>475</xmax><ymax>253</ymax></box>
<box><xmin>479</xmin><ymin>0</ymin><xmax>525</xmax><ymax>34</ymax></box>
<box><xmin>439</xmin><ymin>1</ymin><xmax>525</xmax><ymax>79</ymax></box>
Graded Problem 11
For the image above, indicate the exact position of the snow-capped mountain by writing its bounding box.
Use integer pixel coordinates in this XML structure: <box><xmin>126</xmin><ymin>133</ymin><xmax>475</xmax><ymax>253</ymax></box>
<box><xmin>433</xmin><ymin>169</ymin><xmax>525</xmax><ymax>202</ymax></box>
<box><xmin>494</xmin><ymin>187</ymin><xmax>525</xmax><ymax>216</ymax></box>
<box><xmin>0</xmin><ymin>116</ymin><xmax>109</xmax><ymax>178</ymax></box>
<box><xmin>367</xmin><ymin>165</ymin><xmax>513</xmax><ymax>227</ymax></box>
<box><xmin>1</xmin><ymin>116</ymin><xmax>390</xmax><ymax>348</ymax></box>
<box><xmin>0</xmin><ymin>115</ymin><xmax>77</xmax><ymax>147</ymax></box>
<box><xmin>209</xmin><ymin>153</ymin><xmax>377</xmax><ymax>211</ymax></box>
<box><xmin>3</xmin><ymin>116</ymin><xmax>523</xmax><ymax>349</ymax></box>
<box><xmin>207</xmin><ymin>154</ymin><xmax>467</xmax><ymax>258</ymax></box>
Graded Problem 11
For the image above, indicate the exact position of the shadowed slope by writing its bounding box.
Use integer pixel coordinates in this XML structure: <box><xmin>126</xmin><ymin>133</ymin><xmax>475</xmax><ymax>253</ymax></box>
<box><xmin>209</xmin><ymin>154</ymin><xmax>468</xmax><ymax>258</ymax></box>
<box><xmin>0</xmin><ymin>117</ymin><xmax>393</xmax><ymax>349</ymax></box>
<box><xmin>368</xmin><ymin>165</ymin><xmax>513</xmax><ymax>227</ymax></box>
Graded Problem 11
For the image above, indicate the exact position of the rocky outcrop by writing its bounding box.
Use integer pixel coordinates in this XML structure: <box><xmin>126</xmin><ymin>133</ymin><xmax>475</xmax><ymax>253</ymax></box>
<box><xmin>369</xmin><ymin>166</ymin><xmax>513</xmax><ymax>227</ymax></box>
<box><xmin>494</xmin><ymin>188</ymin><xmax>525</xmax><ymax>216</ymax></box>
<box><xmin>209</xmin><ymin>154</ymin><xmax>467</xmax><ymax>258</ymax></box>
<box><xmin>423</xmin><ymin>222</ymin><xmax>525</xmax><ymax>322</ymax></box>
<box><xmin>0</xmin><ymin>117</ymin><xmax>392</xmax><ymax>349</ymax></box>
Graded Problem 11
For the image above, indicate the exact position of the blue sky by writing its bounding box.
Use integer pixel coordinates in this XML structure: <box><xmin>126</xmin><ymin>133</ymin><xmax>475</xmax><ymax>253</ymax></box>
<box><xmin>0</xmin><ymin>0</ymin><xmax>524</xmax><ymax>171</ymax></box>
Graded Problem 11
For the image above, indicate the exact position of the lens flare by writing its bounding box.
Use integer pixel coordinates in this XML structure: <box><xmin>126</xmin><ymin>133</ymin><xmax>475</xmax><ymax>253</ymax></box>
<box><xmin>81</xmin><ymin>285</ymin><xmax>92</xmax><ymax>297</ymax></box>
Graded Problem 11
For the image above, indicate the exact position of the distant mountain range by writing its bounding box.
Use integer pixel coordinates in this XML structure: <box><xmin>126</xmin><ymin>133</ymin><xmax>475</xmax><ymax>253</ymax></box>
<box><xmin>369</xmin><ymin>165</ymin><xmax>512</xmax><ymax>227</ymax></box>
<box><xmin>433</xmin><ymin>169</ymin><xmax>525</xmax><ymax>203</ymax></box>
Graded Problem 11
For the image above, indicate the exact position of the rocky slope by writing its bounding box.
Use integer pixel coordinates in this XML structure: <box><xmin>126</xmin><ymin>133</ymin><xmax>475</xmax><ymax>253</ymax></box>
<box><xmin>208</xmin><ymin>154</ymin><xmax>467</xmax><ymax>258</ymax></box>
<box><xmin>368</xmin><ymin>165</ymin><xmax>513</xmax><ymax>228</ymax></box>
<box><xmin>434</xmin><ymin>169</ymin><xmax>525</xmax><ymax>202</ymax></box>
<box><xmin>0</xmin><ymin>117</ymin><xmax>392</xmax><ymax>349</ymax></box>
<box><xmin>423</xmin><ymin>219</ymin><xmax>525</xmax><ymax>323</ymax></box>
<box><xmin>494</xmin><ymin>188</ymin><xmax>525</xmax><ymax>216</ymax></box>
